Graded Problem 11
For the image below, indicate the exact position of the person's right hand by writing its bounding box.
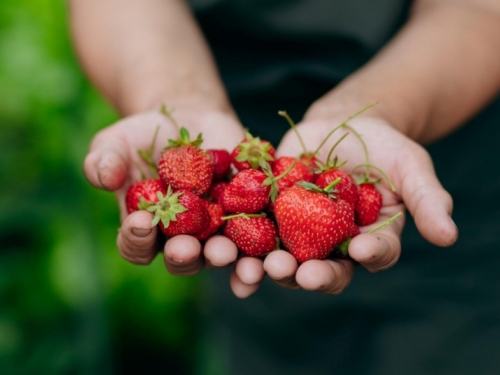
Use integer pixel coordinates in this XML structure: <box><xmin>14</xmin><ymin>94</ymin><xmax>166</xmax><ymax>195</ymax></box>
<box><xmin>84</xmin><ymin>105</ymin><xmax>245</xmax><ymax>276</ymax></box>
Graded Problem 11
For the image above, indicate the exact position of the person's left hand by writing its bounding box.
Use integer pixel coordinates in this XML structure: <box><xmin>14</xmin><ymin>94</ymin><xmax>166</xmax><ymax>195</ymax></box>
<box><xmin>229</xmin><ymin>113</ymin><xmax>458</xmax><ymax>297</ymax></box>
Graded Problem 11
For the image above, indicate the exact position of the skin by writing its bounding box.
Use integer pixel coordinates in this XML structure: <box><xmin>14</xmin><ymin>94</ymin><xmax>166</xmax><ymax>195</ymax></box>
<box><xmin>71</xmin><ymin>0</ymin><xmax>500</xmax><ymax>297</ymax></box>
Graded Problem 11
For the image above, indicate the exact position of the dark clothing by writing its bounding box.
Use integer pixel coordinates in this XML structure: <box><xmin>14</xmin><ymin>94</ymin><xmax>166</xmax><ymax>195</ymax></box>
<box><xmin>189</xmin><ymin>1</ymin><xmax>500</xmax><ymax>374</ymax></box>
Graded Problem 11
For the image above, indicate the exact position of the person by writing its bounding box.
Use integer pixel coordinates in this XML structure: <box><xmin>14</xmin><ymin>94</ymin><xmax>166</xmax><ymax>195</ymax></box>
<box><xmin>70</xmin><ymin>0</ymin><xmax>500</xmax><ymax>374</ymax></box>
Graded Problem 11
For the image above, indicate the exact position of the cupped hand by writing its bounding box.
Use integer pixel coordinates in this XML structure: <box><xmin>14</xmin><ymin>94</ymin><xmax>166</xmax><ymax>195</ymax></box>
<box><xmin>231</xmin><ymin>114</ymin><xmax>458</xmax><ymax>297</ymax></box>
<box><xmin>84</xmin><ymin>107</ymin><xmax>245</xmax><ymax>275</ymax></box>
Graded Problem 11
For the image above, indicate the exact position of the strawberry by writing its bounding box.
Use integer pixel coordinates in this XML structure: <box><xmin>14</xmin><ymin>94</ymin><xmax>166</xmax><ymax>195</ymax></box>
<box><xmin>230</xmin><ymin>132</ymin><xmax>275</xmax><ymax>171</ymax></box>
<box><xmin>207</xmin><ymin>181</ymin><xmax>229</xmax><ymax>204</ymax></box>
<box><xmin>274</xmin><ymin>182</ymin><xmax>354</xmax><ymax>263</ymax></box>
<box><xmin>207</xmin><ymin>149</ymin><xmax>231</xmax><ymax>181</ymax></box>
<box><xmin>125</xmin><ymin>179</ymin><xmax>167</xmax><ymax>214</ymax></box>
<box><xmin>194</xmin><ymin>201</ymin><xmax>225</xmax><ymax>241</ymax></box>
<box><xmin>315</xmin><ymin>169</ymin><xmax>358</xmax><ymax>210</ymax></box>
<box><xmin>355</xmin><ymin>183</ymin><xmax>382</xmax><ymax>226</ymax></box>
<box><xmin>221</xmin><ymin>161</ymin><xmax>294</xmax><ymax>214</ymax></box>
<box><xmin>300</xmin><ymin>154</ymin><xmax>321</xmax><ymax>172</ymax></box>
<box><xmin>272</xmin><ymin>156</ymin><xmax>314</xmax><ymax>192</ymax></box>
<box><xmin>158</xmin><ymin>128</ymin><xmax>213</xmax><ymax>196</ymax></box>
<box><xmin>148</xmin><ymin>186</ymin><xmax>210</xmax><ymax>237</ymax></box>
<box><xmin>221</xmin><ymin>169</ymin><xmax>271</xmax><ymax>214</ymax></box>
<box><xmin>223</xmin><ymin>213</ymin><xmax>278</xmax><ymax>257</ymax></box>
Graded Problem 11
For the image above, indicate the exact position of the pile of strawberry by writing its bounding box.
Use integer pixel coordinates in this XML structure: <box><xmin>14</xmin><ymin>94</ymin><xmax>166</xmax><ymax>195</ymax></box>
<box><xmin>126</xmin><ymin>110</ymin><xmax>399</xmax><ymax>263</ymax></box>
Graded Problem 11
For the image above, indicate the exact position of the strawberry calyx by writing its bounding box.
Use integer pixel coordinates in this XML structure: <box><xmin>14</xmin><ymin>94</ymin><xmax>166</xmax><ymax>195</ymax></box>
<box><xmin>147</xmin><ymin>185</ymin><xmax>188</xmax><ymax>227</ymax></box>
<box><xmin>235</xmin><ymin>132</ymin><xmax>274</xmax><ymax>169</ymax></box>
<box><xmin>167</xmin><ymin>127</ymin><xmax>203</xmax><ymax>149</ymax></box>
<box><xmin>297</xmin><ymin>178</ymin><xmax>341</xmax><ymax>199</ymax></box>
<box><xmin>260</xmin><ymin>160</ymin><xmax>296</xmax><ymax>202</ymax></box>
<box><xmin>314</xmin><ymin>132</ymin><xmax>350</xmax><ymax>174</ymax></box>
<box><xmin>351</xmin><ymin>163</ymin><xmax>396</xmax><ymax>192</ymax></box>
<box><xmin>221</xmin><ymin>213</ymin><xmax>266</xmax><ymax>221</ymax></box>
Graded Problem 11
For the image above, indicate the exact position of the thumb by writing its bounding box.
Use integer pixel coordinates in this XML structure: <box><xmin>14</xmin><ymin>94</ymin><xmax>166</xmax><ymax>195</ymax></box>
<box><xmin>84</xmin><ymin>128</ymin><xmax>131</xmax><ymax>191</ymax></box>
<box><xmin>399</xmin><ymin>148</ymin><xmax>458</xmax><ymax>247</ymax></box>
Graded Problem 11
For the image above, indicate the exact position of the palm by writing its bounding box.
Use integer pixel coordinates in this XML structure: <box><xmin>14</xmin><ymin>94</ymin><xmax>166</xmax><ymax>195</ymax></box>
<box><xmin>239</xmin><ymin>115</ymin><xmax>457</xmax><ymax>296</ymax></box>
<box><xmin>84</xmin><ymin>108</ymin><xmax>245</xmax><ymax>275</ymax></box>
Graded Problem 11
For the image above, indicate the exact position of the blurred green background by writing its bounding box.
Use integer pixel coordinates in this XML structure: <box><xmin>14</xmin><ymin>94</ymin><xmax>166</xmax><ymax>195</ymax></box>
<box><xmin>0</xmin><ymin>1</ymin><xmax>200</xmax><ymax>373</ymax></box>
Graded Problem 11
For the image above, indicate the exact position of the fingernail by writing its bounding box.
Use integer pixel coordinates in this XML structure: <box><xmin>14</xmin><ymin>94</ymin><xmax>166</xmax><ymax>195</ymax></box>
<box><xmin>449</xmin><ymin>217</ymin><xmax>459</xmax><ymax>238</ymax></box>
<box><xmin>131</xmin><ymin>227</ymin><xmax>152</xmax><ymax>237</ymax></box>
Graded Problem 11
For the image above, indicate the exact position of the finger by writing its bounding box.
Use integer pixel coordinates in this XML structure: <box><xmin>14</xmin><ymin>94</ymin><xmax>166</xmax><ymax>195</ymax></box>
<box><xmin>203</xmin><ymin>235</ymin><xmax>239</xmax><ymax>269</ymax></box>
<box><xmin>84</xmin><ymin>128</ymin><xmax>131</xmax><ymax>191</ymax></box>
<box><xmin>164</xmin><ymin>235</ymin><xmax>204</xmax><ymax>276</ymax></box>
<box><xmin>295</xmin><ymin>259</ymin><xmax>354</xmax><ymax>294</ymax></box>
<box><xmin>349</xmin><ymin>207</ymin><xmax>405</xmax><ymax>272</ymax></box>
<box><xmin>117</xmin><ymin>210</ymin><xmax>158</xmax><ymax>265</ymax></box>
<box><xmin>230</xmin><ymin>268</ymin><xmax>261</xmax><ymax>299</ymax></box>
<box><xmin>398</xmin><ymin>148</ymin><xmax>458</xmax><ymax>247</ymax></box>
<box><xmin>263</xmin><ymin>250</ymin><xmax>300</xmax><ymax>289</ymax></box>
<box><xmin>235</xmin><ymin>257</ymin><xmax>265</xmax><ymax>285</ymax></box>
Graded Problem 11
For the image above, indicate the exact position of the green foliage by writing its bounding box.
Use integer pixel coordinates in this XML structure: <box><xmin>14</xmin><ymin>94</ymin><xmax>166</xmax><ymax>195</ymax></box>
<box><xmin>0</xmin><ymin>1</ymin><xmax>198</xmax><ymax>374</ymax></box>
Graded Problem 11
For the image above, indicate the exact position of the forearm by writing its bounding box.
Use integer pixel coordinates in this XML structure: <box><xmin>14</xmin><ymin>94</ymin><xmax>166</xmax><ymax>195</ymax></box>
<box><xmin>69</xmin><ymin>0</ymin><xmax>231</xmax><ymax>116</ymax></box>
<box><xmin>306</xmin><ymin>0</ymin><xmax>500</xmax><ymax>144</ymax></box>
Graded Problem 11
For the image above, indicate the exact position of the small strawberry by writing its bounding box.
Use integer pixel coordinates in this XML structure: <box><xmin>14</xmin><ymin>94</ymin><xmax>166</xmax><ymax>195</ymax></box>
<box><xmin>194</xmin><ymin>201</ymin><xmax>225</xmax><ymax>241</ymax></box>
<box><xmin>274</xmin><ymin>182</ymin><xmax>354</xmax><ymax>263</ymax></box>
<box><xmin>207</xmin><ymin>181</ymin><xmax>229</xmax><ymax>204</ymax></box>
<box><xmin>221</xmin><ymin>161</ymin><xmax>294</xmax><ymax>214</ymax></box>
<box><xmin>126</xmin><ymin>179</ymin><xmax>167</xmax><ymax>214</ymax></box>
<box><xmin>207</xmin><ymin>149</ymin><xmax>231</xmax><ymax>181</ymax></box>
<box><xmin>222</xmin><ymin>213</ymin><xmax>278</xmax><ymax>257</ymax></box>
<box><xmin>230</xmin><ymin>132</ymin><xmax>275</xmax><ymax>171</ymax></box>
<box><xmin>272</xmin><ymin>156</ymin><xmax>314</xmax><ymax>192</ymax></box>
<box><xmin>355</xmin><ymin>183</ymin><xmax>382</xmax><ymax>226</ymax></box>
<box><xmin>158</xmin><ymin>128</ymin><xmax>214</xmax><ymax>196</ymax></box>
<box><xmin>148</xmin><ymin>186</ymin><xmax>210</xmax><ymax>237</ymax></box>
<box><xmin>315</xmin><ymin>168</ymin><xmax>358</xmax><ymax>210</ymax></box>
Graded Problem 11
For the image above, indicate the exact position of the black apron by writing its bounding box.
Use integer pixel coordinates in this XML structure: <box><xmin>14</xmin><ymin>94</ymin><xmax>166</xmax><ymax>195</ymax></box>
<box><xmin>188</xmin><ymin>1</ymin><xmax>500</xmax><ymax>374</ymax></box>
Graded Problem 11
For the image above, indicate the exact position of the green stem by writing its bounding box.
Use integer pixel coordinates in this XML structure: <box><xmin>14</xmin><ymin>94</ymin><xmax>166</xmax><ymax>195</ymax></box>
<box><xmin>368</xmin><ymin>212</ymin><xmax>403</xmax><ymax>233</ymax></box>
<box><xmin>160</xmin><ymin>104</ymin><xmax>180</xmax><ymax>130</ymax></box>
<box><xmin>325</xmin><ymin>132</ymin><xmax>349</xmax><ymax>166</ymax></box>
<box><xmin>221</xmin><ymin>213</ymin><xmax>266</xmax><ymax>221</ymax></box>
<box><xmin>278</xmin><ymin>111</ymin><xmax>308</xmax><ymax>156</ymax></box>
<box><xmin>351</xmin><ymin>163</ymin><xmax>396</xmax><ymax>192</ymax></box>
<box><xmin>311</xmin><ymin>102</ymin><xmax>378</xmax><ymax>156</ymax></box>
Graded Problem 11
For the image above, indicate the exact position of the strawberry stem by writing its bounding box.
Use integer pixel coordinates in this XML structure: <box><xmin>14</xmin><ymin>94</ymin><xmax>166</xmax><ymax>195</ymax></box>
<box><xmin>138</xmin><ymin>125</ymin><xmax>160</xmax><ymax>179</ymax></box>
<box><xmin>351</xmin><ymin>163</ymin><xmax>396</xmax><ymax>192</ymax></box>
<box><xmin>221</xmin><ymin>213</ymin><xmax>266</xmax><ymax>221</ymax></box>
<box><xmin>278</xmin><ymin>111</ymin><xmax>308</xmax><ymax>156</ymax></box>
<box><xmin>368</xmin><ymin>212</ymin><xmax>402</xmax><ymax>233</ymax></box>
<box><xmin>325</xmin><ymin>132</ymin><xmax>349</xmax><ymax>167</ymax></box>
<box><xmin>311</xmin><ymin>102</ymin><xmax>378</xmax><ymax>156</ymax></box>
<box><xmin>160</xmin><ymin>104</ymin><xmax>179</xmax><ymax>130</ymax></box>
<box><xmin>260</xmin><ymin>160</ymin><xmax>297</xmax><ymax>202</ymax></box>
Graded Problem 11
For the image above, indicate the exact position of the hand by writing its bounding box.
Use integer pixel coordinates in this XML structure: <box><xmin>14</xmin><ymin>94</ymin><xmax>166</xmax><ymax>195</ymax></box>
<box><xmin>84</xmin><ymin>106</ymin><xmax>245</xmax><ymax>275</ymax></box>
<box><xmin>230</xmin><ymin>114</ymin><xmax>458</xmax><ymax>297</ymax></box>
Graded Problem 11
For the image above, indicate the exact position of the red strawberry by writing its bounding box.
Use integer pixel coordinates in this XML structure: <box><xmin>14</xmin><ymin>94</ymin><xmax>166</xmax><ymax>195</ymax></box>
<box><xmin>223</xmin><ymin>214</ymin><xmax>278</xmax><ymax>257</ymax></box>
<box><xmin>207</xmin><ymin>149</ymin><xmax>231</xmax><ymax>181</ymax></box>
<box><xmin>221</xmin><ymin>169</ymin><xmax>270</xmax><ymax>214</ymax></box>
<box><xmin>230</xmin><ymin>133</ymin><xmax>275</xmax><ymax>171</ymax></box>
<box><xmin>300</xmin><ymin>154</ymin><xmax>320</xmax><ymax>172</ymax></box>
<box><xmin>315</xmin><ymin>169</ymin><xmax>358</xmax><ymax>210</ymax></box>
<box><xmin>194</xmin><ymin>201</ymin><xmax>225</xmax><ymax>241</ymax></box>
<box><xmin>158</xmin><ymin>128</ymin><xmax>213</xmax><ymax>196</ymax></box>
<box><xmin>125</xmin><ymin>179</ymin><xmax>167</xmax><ymax>214</ymax></box>
<box><xmin>272</xmin><ymin>156</ymin><xmax>314</xmax><ymax>192</ymax></box>
<box><xmin>335</xmin><ymin>223</ymin><xmax>361</xmax><ymax>258</ymax></box>
<box><xmin>207</xmin><ymin>181</ymin><xmax>229</xmax><ymax>204</ymax></box>
<box><xmin>274</xmin><ymin>182</ymin><xmax>354</xmax><ymax>263</ymax></box>
<box><xmin>148</xmin><ymin>186</ymin><xmax>210</xmax><ymax>237</ymax></box>
<box><xmin>355</xmin><ymin>183</ymin><xmax>383</xmax><ymax>226</ymax></box>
